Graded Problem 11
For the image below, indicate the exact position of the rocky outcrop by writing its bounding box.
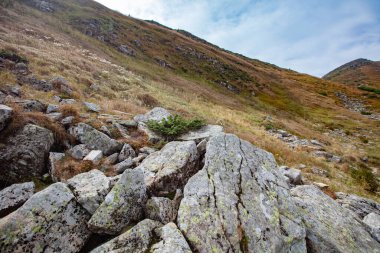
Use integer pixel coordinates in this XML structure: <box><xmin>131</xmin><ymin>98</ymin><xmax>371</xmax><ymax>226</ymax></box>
<box><xmin>0</xmin><ymin>182</ymin><xmax>35</xmax><ymax>217</ymax></box>
<box><xmin>0</xmin><ymin>104</ymin><xmax>13</xmax><ymax>132</ymax></box>
<box><xmin>0</xmin><ymin>124</ymin><xmax>54</xmax><ymax>185</ymax></box>
<box><xmin>88</xmin><ymin>168</ymin><xmax>147</xmax><ymax>234</ymax></box>
<box><xmin>69</xmin><ymin>123</ymin><xmax>122</xmax><ymax>155</ymax></box>
<box><xmin>0</xmin><ymin>183</ymin><xmax>91</xmax><ymax>253</ymax></box>
<box><xmin>91</xmin><ymin>219</ymin><xmax>161</xmax><ymax>253</ymax></box>
<box><xmin>177</xmin><ymin>133</ymin><xmax>306</xmax><ymax>253</ymax></box>
<box><xmin>139</xmin><ymin>140</ymin><xmax>199</xmax><ymax>194</ymax></box>
<box><xmin>151</xmin><ymin>222</ymin><xmax>192</xmax><ymax>253</ymax></box>
<box><xmin>291</xmin><ymin>185</ymin><xmax>380</xmax><ymax>252</ymax></box>
<box><xmin>363</xmin><ymin>213</ymin><xmax>380</xmax><ymax>242</ymax></box>
<box><xmin>67</xmin><ymin>170</ymin><xmax>111</xmax><ymax>214</ymax></box>
<box><xmin>178</xmin><ymin>124</ymin><xmax>224</xmax><ymax>142</ymax></box>
<box><xmin>335</xmin><ymin>192</ymin><xmax>380</xmax><ymax>219</ymax></box>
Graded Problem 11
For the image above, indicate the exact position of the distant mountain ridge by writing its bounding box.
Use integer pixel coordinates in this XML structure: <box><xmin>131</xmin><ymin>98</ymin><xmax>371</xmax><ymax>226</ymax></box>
<box><xmin>323</xmin><ymin>58</ymin><xmax>380</xmax><ymax>89</ymax></box>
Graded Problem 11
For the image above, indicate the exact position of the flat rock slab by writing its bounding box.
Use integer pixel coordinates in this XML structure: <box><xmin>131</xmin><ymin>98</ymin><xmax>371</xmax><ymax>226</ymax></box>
<box><xmin>88</xmin><ymin>168</ymin><xmax>147</xmax><ymax>234</ymax></box>
<box><xmin>0</xmin><ymin>124</ymin><xmax>54</xmax><ymax>184</ymax></box>
<box><xmin>0</xmin><ymin>182</ymin><xmax>35</xmax><ymax>217</ymax></box>
<box><xmin>177</xmin><ymin>133</ymin><xmax>306</xmax><ymax>253</ymax></box>
<box><xmin>67</xmin><ymin>169</ymin><xmax>111</xmax><ymax>214</ymax></box>
<box><xmin>91</xmin><ymin>219</ymin><xmax>162</xmax><ymax>253</ymax></box>
<box><xmin>0</xmin><ymin>183</ymin><xmax>91</xmax><ymax>253</ymax></box>
<box><xmin>139</xmin><ymin>140</ymin><xmax>199</xmax><ymax>194</ymax></box>
<box><xmin>177</xmin><ymin>124</ymin><xmax>224</xmax><ymax>142</ymax></box>
<box><xmin>291</xmin><ymin>185</ymin><xmax>380</xmax><ymax>252</ymax></box>
<box><xmin>69</xmin><ymin>123</ymin><xmax>122</xmax><ymax>155</ymax></box>
<box><xmin>83</xmin><ymin>150</ymin><xmax>103</xmax><ymax>164</ymax></box>
<box><xmin>151</xmin><ymin>222</ymin><xmax>192</xmax><ymax>253</ymax></box>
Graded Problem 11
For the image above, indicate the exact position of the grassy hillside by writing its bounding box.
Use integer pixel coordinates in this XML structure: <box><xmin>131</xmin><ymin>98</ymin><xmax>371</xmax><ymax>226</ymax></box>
<box><xmin>0</xmin><ymin>0</ymin><xmax>379</xmax><ymax>200</ymax></box>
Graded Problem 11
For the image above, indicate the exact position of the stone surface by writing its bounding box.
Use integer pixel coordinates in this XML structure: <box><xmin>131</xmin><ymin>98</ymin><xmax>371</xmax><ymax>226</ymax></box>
<box><xmin>67</xmin><ymin>169</ymin><xmax>111</xmax><ymax>214</ymax></box>
<box><xmin>280</xmin><ymin>167</ymin><xmax>302</xmax><ymax>185</ymax></box>
<box><xmin>0</xmin><ymin>104</ymin><xmax>13</xmax><ymax>132</ymax></box>
<box><xmin>139</xmin><ymin>141</ymin><xmax>199</xmax><ymax>194</ymax></box>
<box><xmin>146</xmin><ymin>197</ymin><xmax>176</xmax><ymax>224</ymax></box>
<box><xmin>18</xmin><ymin>99</ymin><xmax>46</xmax><ymax>112</ymax></box>
<box><xmin>177</xmin><ymin>133</ymin><xmax>306</xmax><ymax>253</ymax></box>
<box><xmin>335</xmin><ymin>192</ymin><xmax>380</xmax><ymax>219</ymax></box>
<box><xmin>139</xmin><ymin>146</ymin><xmax>157</xmax><ymax>155</ymax></box>
<box><xmin>69</xmin><ymin>123</ymin><xmax>122</xmax><ymax>155</ymax></box>
<box><xmin>291</xmin><ymin>185</ymin><xmax>380</xmax><ymax>252</ymax></box>
<box><xmin>90</xmin><ymin>219</ymin><xmax>161</xmax><ymax>253</ymax></box>
<box><xmin>118</xmin><ymin>143</ymin><xmax>136</xmax><ymax>162</ymax></box>
<box><xmin>60</xmin><ymin>98</ymin><xmax>76</xmax><ymax>104</ymax></box>
<box><xmin>88</xmin><ymin>168</ymin><xmax>148</xmax><ymax>234</ymax></box>
<box><xmin>48</xmin><ymin>152</ymin><xmax>65</xmax><ymax>182</ymax></box>
<box><xmin>46</xmin><ymin>104</ymin><xmax>59</xmax><ymax>113</ymax></box>
<box><xmin>134</xmin><ymin>107</ymin><xmax>172</xmax><ymax>143</ymax></box>
<box><xmin>83</xmin><ymin>150</ymin><xmax>103</xmax><ymax>164</ymax></box>
<box><xmin>363</xmin><ymin>212</ymin><xmax>380</xmax><ymax>242</ymax></box>
<box><xmin>84</xmin><ymin>101</ymin><xmax>101</xmax><ymax>113</ymax></box>
<box><xmin>178</xmin><ymin>124</ymin><xmax>224</xmax><ymax>142</ymax></box>
<box><xmin>114</xmin><ymin>157</ymin><xmax>134</xmax><ymax>174</ymax></box>
<box><xmin>46</xmin><ymin>112</ymin><xmax>62</xmax><ymax>121</ymax></box>
<box><xmin>152</xmin><ymin>222</ymin><xmax>192</xmax><ymax>253</ymax></box>
<box><xmin>104</xmin><ymin>153</ymin><xmax>119</xmax><ymax>165</ymax></box>
<box><xmin>0</xmin><ymin>124</ymin><xmax>54</xmax><ymax>185</ymax></box>
<box><xmin>0</xmin><ymin>182</ymin><xmax>35</xmax><ymax>217</ymax></box>
<box><xmin>0</xmin><ymin>183</ymin><xmax>91</xmax><ymax>253</ymax></box>
<box><xmin>68</xmin><ymin>144</ymin><xmax>90</xmax><ymax>160</ymax></box>
<box><xmin>61</xmin><ymin>116</ymin><xmax>75</xmax><ymax>126</ymax></box>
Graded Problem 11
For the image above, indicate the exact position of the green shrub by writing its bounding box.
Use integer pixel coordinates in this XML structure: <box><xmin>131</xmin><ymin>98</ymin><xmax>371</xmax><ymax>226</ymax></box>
<box><xmin>358</xmin><ymin>85</ymin><xmax>380</xmax><ymax>94</ymax></box>
<box><xmin>0</xmin><ymin>49</ymin><xmax>28</xmax><ymax>64</ymax></box>
<box><xmin>147</xmin><ymin>115</ymin><xmax>205</xmax><ymax>140</ymax></box>
<box><xmin>350</xmin><ymin>168</ymin><xmax>378</xmax><ymax>192</ymax></box>
<box><xmin>318</xmin><ymin>91</ymin><xmax>328</xmax><ymax>96</ymax></box>
<box><xmin>360</xmin><ymin>111</ymin><xmax>372</xmax><ymax>115</ymax></box>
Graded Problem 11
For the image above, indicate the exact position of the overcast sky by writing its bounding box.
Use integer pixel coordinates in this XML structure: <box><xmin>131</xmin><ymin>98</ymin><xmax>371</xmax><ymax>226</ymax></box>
<box><xmin>94</xmin><ymin>0</ymin><xmax>380</xmax><ymax>77</ymax></box>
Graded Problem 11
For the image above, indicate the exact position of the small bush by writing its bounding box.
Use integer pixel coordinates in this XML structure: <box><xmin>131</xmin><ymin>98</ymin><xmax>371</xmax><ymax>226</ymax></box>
<box><xmin>147</xmin><ymin>115</ymin><xmax>205</xmax><ymax>140</ymax></box>
<box><xmin>350</xmin><ymin>168</ymin><xmax>378</xmax><ymax>192</ymax></box>
<box><xmin>360</xmin><ymin>111</ymin><xmax>372</xmax><ymax>115</ymax></box>
<box><xmin>358</xmin><ymin>85</ymin><xmax>380</xmax><ymax>94</ymax></box>
<box><xmin>318</xmin><ymin>91</ymin><xmax>328</xmax><ymax>96</ymax></box>
<box><xmin>0</xmin><ymin>49</ymin><xmax>28</xmax><ymax>64</ymax></box>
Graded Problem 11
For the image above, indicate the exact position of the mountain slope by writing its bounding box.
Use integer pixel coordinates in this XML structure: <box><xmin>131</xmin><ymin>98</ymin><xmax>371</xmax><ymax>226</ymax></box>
<box><xmin>0</xmin><ymin>0</ymin><xmax>379</xmax><ymax>199</ymax></box>
<box><xmin>323</xmin><ymin>58</ymin><xmax>380</xmax><ymax>89</ymax></box>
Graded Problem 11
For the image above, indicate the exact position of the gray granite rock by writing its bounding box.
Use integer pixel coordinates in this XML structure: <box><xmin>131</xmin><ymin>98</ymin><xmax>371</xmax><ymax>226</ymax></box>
<box><xmin>335</xmin><ymin>192</ymin><xmax>380</xmax><ymax>219</ymax></box>
<box><xmin>151</xmin><ymin>222</ymin><xmax>192</xmax><ymax>253</ymax></box>
<box><xmin>0</xmin><ymin>104</ymin><xmax>13</xmax><ymax>132</ymax></box>
<box><xmin>0</xmin><ymin>183</ymin><xmax>91</xmax><ymax>253</ymax></box>
<box><xmin>146</xmin><ymin>197</ymin><xmax>176</xmax><ymax>224</ymax></box>
<box><xmin>363</xmin><ymin>212</ymin><xmax>380</xmax><ymax>242</ymax></box>
<box><xmin>84</xmin><ymin>102</ymin><xmax>101</xmax><ymax>113</ymax></box>
<box><xmin>114</xmin><ymin>157</ymin><xmax>134</xmax><ymax>174</ymax></box>
<box><xmin>68</xmin><ymin>144</ymin><xmax>90</xmax><ymax>160</ymax></box>
<box><xmin>118</xmin><ymin>143</ymin><xmax>136</xmax><ymax>162</ymax></box>
<box><xmin>0</xmin><ymin>182</ymin><xmax>35</xmax><ymax>217</ymax></box>
<box><xmin>48</xmin><ymin>152</ymin><xmax>65</xmax><ymax>182</ymax></box>
<box><xmin>178</xmin><ymin>124</ymin><xmax>224</xmax><ymax>143</ymax></box>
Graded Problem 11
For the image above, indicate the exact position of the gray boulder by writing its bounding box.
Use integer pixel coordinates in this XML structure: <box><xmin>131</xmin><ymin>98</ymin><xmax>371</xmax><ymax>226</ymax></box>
<box><xmin>118</xmin><ymin>143</ymin><xmax>136</xmax><ymax>162</ymax></box>
<box><xmin>291</xmin><ymin>185</ymin><xmax>380</xmax><ymax>252</ymax></box>
<box><xmin>178</xmin><ymin>124</ymin><xmax>224</xmax><ymax>142</ymax></box>
<box><xmin>134</xmin><ymin>107</ymin><xmax>172</xmax><ymax>143</ymax></box>
<box><xmin>60</xmin><ymin>99</ymin><xmax>76</xmax><ymax>104</ymax></box>
<box><xmin>146</xmin><ymin>197</ymin><xmax>176</xmax><ymax>224</ymax></box>
<box><xmin>68</xmin><ymin>144</ymin><xmax>90</xmax><ymax>160</ymax></box>
<box><xmin>18</xmin><ymin>99</ymin><xmax>46</xmax><ymax>112</ymax></box>
<box><xmin>0</xmin><ymin>124</ymin><xmax>54</xmax><ymax>184</ymax></box>
<box><xmin>279</xmin><ymin>167</ymin><xmax>302</xmax><ymax>186</ymax></box>
<box><xmin>114</xmin><ymin>157</ymin><xmax>134</xmax><ymax>174</ymax></box>
<box><xmin>139</xmin><ymin>141</ymin><xmax>199</xmax><ymax>194</ymax></box>
<box><xmin>83</xmin><ymin>150</ymin><xmax>103</xmax><ymax>164</ymax></box>
<box><xmin>104</xmin><ymin>153</ymin><xmax>119</xmax><ymax>165</ymax></box>
<box><xmin>69</xmin><ymin>123</ymin><xmax>122</xmax><ymax>155</ymax></box>
<box><xmin>46</xmin><ymin>104</ymin><xmax>59</xmax><ymax>113</ymax></box>
<box><xmin>177</xmin><ymin>134</ymin><xmax>306</xmax><ymax>253</ymax></box>
<box><xmin>335</xmin><ymin>192</ymin><xmax>380</xmax><ymax>219</ymax></box>
<box><xmin>90</xmin><ymin>219</ymin><xmax>161</xmax><ymax>253</ymax></box>
<box><xmin>67</xmin><ymin>169</ymin><xmax>111</xmax><ymax>214</ymax></box>
<box><xmin>363</xmin><ymin>213</ymin><xmax>380</xmax><ymax>242</ymax></box>
<box><xmin>88</xmin><ymin>168</ymin><xmax>147</xmax><ymax>234</ymax></box>
<box><xmin>151</xmin><ymin>222</ymin><xmax>192</xmax><ymax>253</ymax></box>
<box><xmin>0</xmin><ymin>183</ymin><xmax>91</xmax><ymax>253</ymax></box>
<box><xmin>48</xmin><ymin>152</ymin><xmax>65</xmax><ymax>182</ymax></box>
<box><xmin>0</xmin><ymin>182</ymin><xmax>35</xmax><ymax>217</ymax></box>
<box><xmin>83</xmin><ymin>102</ymin><xmax>101</xmax><ymax>113</ymax></box>
<box><xmin>0</xmin><ymin>104</ymin><xmax>13</xmax><ymax>132</ymax></box>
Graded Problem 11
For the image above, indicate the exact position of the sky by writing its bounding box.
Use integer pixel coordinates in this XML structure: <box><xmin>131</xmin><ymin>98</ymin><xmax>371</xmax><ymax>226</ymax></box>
<box><xmin>94</xmin><ymin>0</ymin><xmax>380</xmax><ymax>77</ymax></box>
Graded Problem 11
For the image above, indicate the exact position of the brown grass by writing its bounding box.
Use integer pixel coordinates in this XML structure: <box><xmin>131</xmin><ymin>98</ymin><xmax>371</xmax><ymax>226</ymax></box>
<box><xmin>53</xmin><ymin>158</ymin><xmax>93</xmax><ymax>181</ymax></box>
<box><xmin>59</xmin><ymin>104</ymin><xmax>80</xmax><ymax>119</ymax></box>
<box><xmin>122</xmin><ymin>128</ymin><xmax>149</xmax><ymax>150</ymax></box>
<box><xmin>137</xmin><ymin>93</ymin><xmax>160</xmax><ymax>108</ymax></box>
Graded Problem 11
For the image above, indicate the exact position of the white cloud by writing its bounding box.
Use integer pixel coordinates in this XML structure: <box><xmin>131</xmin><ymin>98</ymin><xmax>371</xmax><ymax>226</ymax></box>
<box><xmin>94</xmin><ymin>0</ymin><xmax>380</xmax><ymax>77</ymax></box>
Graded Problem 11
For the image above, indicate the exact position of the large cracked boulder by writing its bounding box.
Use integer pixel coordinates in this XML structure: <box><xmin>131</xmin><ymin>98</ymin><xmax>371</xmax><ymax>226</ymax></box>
<box><xmin>67</xmin><ymin>170</ymin><xmax>111</xmax><ymax>214</ymax></box>
<box><xmin>0</xmin><ymin>182</ymin><xmax>35</xmax><ymax>217</ymax></box>
<box><xmin>291</xmin><ymin>185</ymin><xmax>380</xmax><ymax>252</ymax></box>
<box><xmin>139</xmin><ymin>140</ymin><xmax>199</xmax><ymax>194</ymax></box>
<box><xmin>88</xmin><ymin>168</ymin><xmax>147</xmax><ymax>234</ymax></box>
<box><xmin>151</xmin><ymin>222</ymin><xmax>192</xmax><ymax>253</ymax></box>
<box><xmin>177</xmin><ymin>133</ymin><xmax>306</xmax><ymax>253</ymax></box>
<box><xmin>335</xmin><ymin>192</ymin><xmax>380</xmax><ymax>219</ymax></box>
<box><xmin>69</xmin><ymin>123</ymin><xmax>122</xmax><ymax>155</ymax></box>
<box><xmin>0</xmin><ymin>183</ymin><xmax>91</xmax><ymax>253</ymax></box>
<box><xmin>91</xmin><ymin>219</ymin><xmax>162</xmax><ymax>253</ymax></box>
<box><xmin>0</xmin><ymin>124</ymin><xmax>54</xmax><ymax>185</ymax></box>
<box><xmin>134</xmin><ymin>107</ymin><xmax>172</xmax><ymax>143</ymax></box>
